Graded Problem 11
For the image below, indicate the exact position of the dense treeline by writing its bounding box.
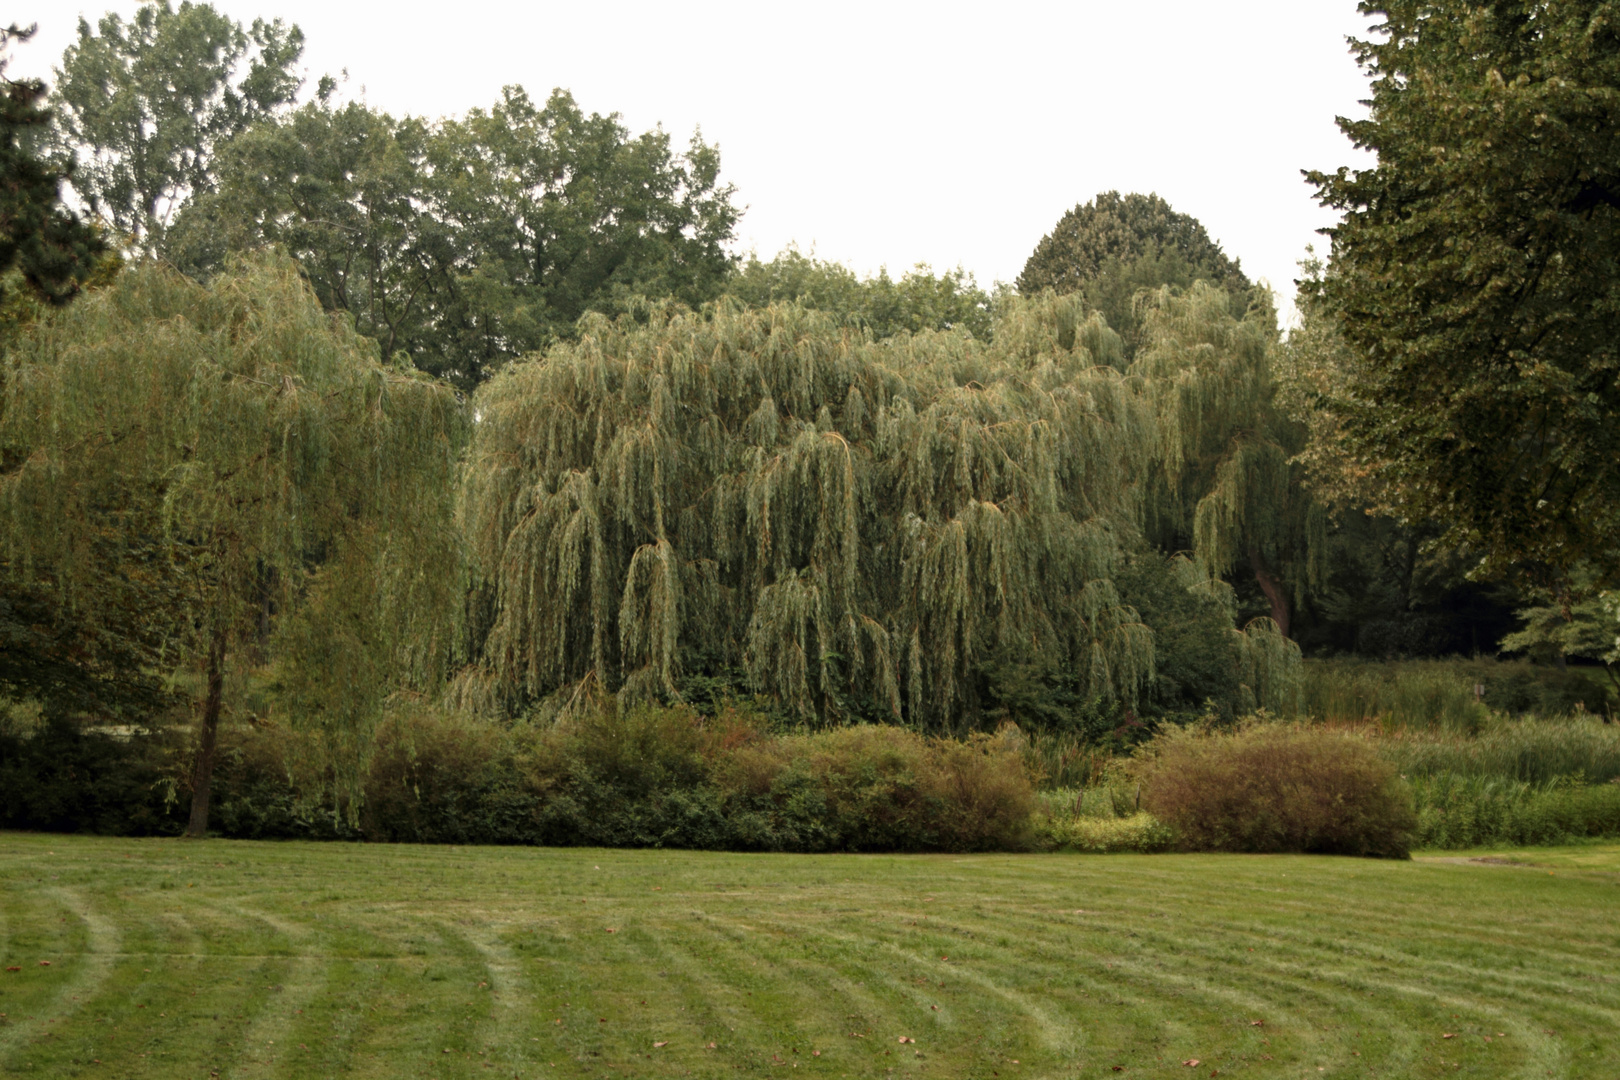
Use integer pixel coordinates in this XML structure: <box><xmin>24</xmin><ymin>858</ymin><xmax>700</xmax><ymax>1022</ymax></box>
<box><xmin>2</xmin><ymin>1</ymin><xmax>1617</xmax><ymax>849</ymax></box>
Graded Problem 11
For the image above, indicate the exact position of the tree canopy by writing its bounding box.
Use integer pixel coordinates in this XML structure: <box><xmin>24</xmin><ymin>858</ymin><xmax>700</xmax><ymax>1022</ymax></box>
<box><xmin>170</xmin><ymin>88</ymin><xmax>740</xmax><ymax>390</ymax></box>
<box><xmin>1309</xmin><ymin>0</ymin><xmax>1620</xmax><ymax>587</ymax></box>
<box><xmin>0</xmin><ymin>256</ymin><xmax>465</xmax><ymax>833</ymax></box>
<box><xmin>1018</xmin><ymin>192</ymin><xmax>1251</xmax><ymax>353</ymax></box>
<box><xmin>459</xmin><ymin>288</ymin><xmax>1298</xmax><ymax>730</ymax></box>
<box><xmin>50</xmin><ymin>1</ymin><xmax>304</xmax><ymax>252</ymax></box>
<box><xmin>726</xmin><ymin>248</ymin><xmax>995</xmax><ymax>342</ymax></box>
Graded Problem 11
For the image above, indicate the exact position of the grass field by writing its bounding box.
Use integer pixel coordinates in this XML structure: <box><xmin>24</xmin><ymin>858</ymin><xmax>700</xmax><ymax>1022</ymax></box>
<box><xmin>2</xmin><ymin>835</ymin><xmax>1618</xmax><ymax>1079</ymax></box>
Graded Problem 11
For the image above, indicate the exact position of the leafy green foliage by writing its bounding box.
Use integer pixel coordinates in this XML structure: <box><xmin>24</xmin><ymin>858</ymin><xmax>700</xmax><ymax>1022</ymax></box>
<box><xmin>0</xmin><ymin>714</ymin><xmax>182</xmax><ymax>834</ymax></box>
<box><xmin>0</xmin><ymin>25</ymin><xmax>105</xmax><ymax>311</ymax></box>
<box><xmin>1498</xmin><ymin>568</ymin><xmax>1620</xmax><ymax>700</ymax></box>
<box><xmin>1114</xmin><ymin>553</ymin><xmax>1243</xmax><ymax>720</ymax></box>
<box><xmin>1309</xmin><ymin>0</ymin><xmax>1620</xmax><ymax>585</ymax></box>
<box><xmin>726</xmin><ymin>248</ymin><xmax>994</xmax><ymax>341</ymax></box>
<box><xmin>1140</xmin><ymin>725</ymin><xmax>1417</xmax><ymax>857</ymax></box>
<box><xmin>0</xmin><ymin>256</ymin><xmax>465</xmax><ymax>833</ymax></box>
<box><xmin>171</xmin><ymin>88</ymin><xmax>739</xmax><ymax>389</ymax></box>
<box><xmin>460</xmin><ymin>294</ymin><xmax>1175</xmax><ymax>730</ymax></box>
<box><xmin>1018</xmin><ymin>191</ymin><xmax>1249</xmax><ymax>298</ymax></box>
<box><xmin>1017</xmin><ymin>191</ymin><xmax>1251</xmax><ymax>356</ymax></box>
<box><xmin>1133</xmin><ymin>285</ymin><xmax>1323</xmax><ymax>637</ymax></box>
<box><xmin>460</xmin><ymin>278</ymin><xmax>1314</xmax><ymax>728</ymax></box>
<box><xmin>50</xmin><ymin>1</ymin><xmax>303</xmax><ymax>251</ymax></box>
<box><xmin>1031</xmin><ymin>802</ymin><xmax>1174</xmax><ymax>853</ymax></box>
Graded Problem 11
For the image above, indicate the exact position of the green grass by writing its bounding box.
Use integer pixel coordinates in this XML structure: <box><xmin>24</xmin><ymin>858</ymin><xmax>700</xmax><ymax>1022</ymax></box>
<box><xmin>2</xmin><ymin>834</ymin><xmax>1619</xmax><ymax>1079</ymax></box>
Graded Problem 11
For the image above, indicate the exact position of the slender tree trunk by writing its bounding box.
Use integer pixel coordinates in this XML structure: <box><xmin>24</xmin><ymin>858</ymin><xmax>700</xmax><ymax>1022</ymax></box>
<box><xmin>1249</xmin><ymin>548</ymin><xmax>1290</xmax><ymax>639</ymax></box>
<box><xmin>183</xmin><ymin>627</ymin><xmax>228</xmax><ymax>839</ymax></box>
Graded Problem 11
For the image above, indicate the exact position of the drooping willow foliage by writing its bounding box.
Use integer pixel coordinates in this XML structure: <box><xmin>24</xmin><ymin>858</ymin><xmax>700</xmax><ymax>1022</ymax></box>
<box><xmin>1129</xmin><ymin>283</ymin><xmax>1326</xmax><ymax>637</ymax></box>
<box><xmin>0</xmin><ymin>256</ymin><xmax>465</xmax><ymax>830</ymax></box>
<box><xmin>462</xmin><ymin>285</ymin><xmax>1299</xmax><ymax>729</ymax></box>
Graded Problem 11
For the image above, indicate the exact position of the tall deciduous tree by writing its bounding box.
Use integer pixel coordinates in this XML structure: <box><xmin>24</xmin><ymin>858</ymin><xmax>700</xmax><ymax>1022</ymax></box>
<box><xmin>1309</xmin><ymin>0</ymin><xmax>1620</xmax><ymax>586</ymax></box>
<box><xmin>171</xmin><ymin>87</ymin><xmax>739</xmax><ymax>390</ymax></box>
<box><xmin>0</xmin><ymin>256</ymin><xmax>464</xmax><ymax>835</ymax></box>
<box><xmin>51</xmin><ymin>1</ymin><xmax>303</xmax><ymax>251</ymax></box>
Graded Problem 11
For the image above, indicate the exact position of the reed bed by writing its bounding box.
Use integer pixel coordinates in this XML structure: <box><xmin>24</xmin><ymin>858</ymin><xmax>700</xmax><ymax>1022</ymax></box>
<box><xmin>1300</xmin><ymin>657</ymin><xmax>1613</xmax><ymax>730</ymax></box>
<box><xmin>1374</xmin><ymin>715</ymin><xmax>1620</xmax><ymax>785</ymax></box>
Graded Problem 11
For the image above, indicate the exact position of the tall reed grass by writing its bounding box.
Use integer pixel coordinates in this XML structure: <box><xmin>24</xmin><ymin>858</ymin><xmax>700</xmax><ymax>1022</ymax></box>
<box><xmin>1374</xmin><ymin>716</ymin><xmax>1620</xmax><ymax>785</ymax></box>
<box><xmin>1301</xmin><ymin>658</ymin><xmax>1613</xmax><ymax>730</ymax></box>
<box><xmin>1021</xmin><ymin>730</ymin><xmax>1116</xmax><ymax>789</ymax></box>
<box><xmin>1411</xmin><ymin>772</ymin><xmax>1620</xmax><ymax>849</ymax></box>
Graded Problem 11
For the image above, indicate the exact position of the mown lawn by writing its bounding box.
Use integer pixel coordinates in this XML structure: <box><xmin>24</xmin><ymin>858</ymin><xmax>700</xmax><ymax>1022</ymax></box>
<box><xmin>1</xmin><ymin>834</ymin><xmax>1617</xmax><ymax>1079</ymax></box>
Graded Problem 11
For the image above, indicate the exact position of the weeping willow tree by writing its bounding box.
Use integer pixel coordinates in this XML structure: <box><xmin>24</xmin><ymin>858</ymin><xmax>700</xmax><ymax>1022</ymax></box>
<box><xmin>0</xmin><ymin>256</ymin><xmax>465</xmax><ymax>835</ymax></box>
<box><xmin>1127</xmin><ymin>282</ymin><xmax>1324</xmax><ymax>643</ymax></box>
<box><xmin>461</xmin><ymin>284</ymin><xmax>1306</xmax><ymax>729</ymax></box>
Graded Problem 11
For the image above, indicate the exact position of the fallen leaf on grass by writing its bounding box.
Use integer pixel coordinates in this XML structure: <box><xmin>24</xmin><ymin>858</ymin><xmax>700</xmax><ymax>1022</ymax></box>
<box><xmin>812</xmin><ymin>1051</ymin><xmax>820</xmax><ymax>1057</ymax></box>
<box><xmin>848</xmin><ymin>1033</ymin><xmax>864</xmax><ymax>1039</ymax></box>
<box><xmin>1182</xmin><ymin>1060</ymin><xmax>1200</xmax><ymax>1067</ymax></box>
<box><xmin>604</xmin><ymin>928</ymin><xmax>618</xmax><ymax>934</ymax></box>
<box><xmin>1442</xmin><ymin>1034</ymin><xmax>1455</xmax><ymax>1040</ymax></box>
<box><xmin>37</xmin><ymin>961</ymin><xmax>50</xmax><ymax>967</ymax></box>
<box><xmin>931</xmin><ymin>1005</ymin><xmax>939</xmax><ymax>1011</ymax></box>
<box><xmin>898</xmin><ymin>1037</ymin><xmax>914</xmax><ymax>1044</ymax></box>
<box><xmin>706</xmin><ymin>1042</ymin><xmax>717</xmax><ymax>1049</ymax></box>
<box><xmin>653</xmin><ymin>1041</ymin><xmax>668</xmax><ymax>1048</ymax></box>
<box><xmin>4</xmin><ymin>967</ymin><xmax>18</xmax><ymax>972</ymax></box>
<box><xmin>1249</xmin><ymin>1020</ymin><xmax>1264</xmax><ymax>1027</ymax></box>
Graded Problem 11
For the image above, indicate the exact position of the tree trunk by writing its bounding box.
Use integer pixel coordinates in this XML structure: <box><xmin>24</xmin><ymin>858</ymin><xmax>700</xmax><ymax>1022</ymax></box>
<box><xmin>183</xmin><ymin>628</ymin><xmax>228</xmax><ymax>839</ymax></box>
<box><xmin>1249</xmin><ymin>549</ymin><xmax>1290</xmax><ymax>639</ymax></box>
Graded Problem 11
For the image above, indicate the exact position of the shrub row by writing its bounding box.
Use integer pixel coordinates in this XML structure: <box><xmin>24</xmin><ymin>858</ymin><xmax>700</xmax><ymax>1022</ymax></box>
<box><xmin>3</xmin><ymin>704</ymin><xmax>1037</xmax><ymax>853</ymax></box>
<box><xmin>19</xmin><ymin>706</ymin><xmax>1614</xmax><ymax>856</ymax></box>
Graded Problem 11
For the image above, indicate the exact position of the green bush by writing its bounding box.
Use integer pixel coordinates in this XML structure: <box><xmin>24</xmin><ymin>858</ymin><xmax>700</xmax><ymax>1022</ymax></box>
<box><xmin>0</xmin><ymin>716</ymin><xmax>184</xmax><ymax>835</ymax></box>
<box><xmin>1139</xmin><ymin>725</ymin><xmax>1417</xmax><ymax>858</ymax></box>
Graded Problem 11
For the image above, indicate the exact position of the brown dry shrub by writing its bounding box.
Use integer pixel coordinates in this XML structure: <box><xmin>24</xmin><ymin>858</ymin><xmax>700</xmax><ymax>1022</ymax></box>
<box><xmin>1139</xmin><ymin>725</ymin><xmax>1416</xmax><ymax>858</ymax></box>
<box><xmin>791</xmin><ymin>724</ymin><xmax>1036</xmax><ymax>851</ymax></box>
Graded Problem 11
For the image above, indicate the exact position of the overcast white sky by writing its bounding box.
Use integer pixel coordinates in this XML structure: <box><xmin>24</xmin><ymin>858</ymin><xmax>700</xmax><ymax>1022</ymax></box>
<box><xmin>17</xmin><ymin>1</ymin><xmax>1375</xmax><ymax>313</ymax></box>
